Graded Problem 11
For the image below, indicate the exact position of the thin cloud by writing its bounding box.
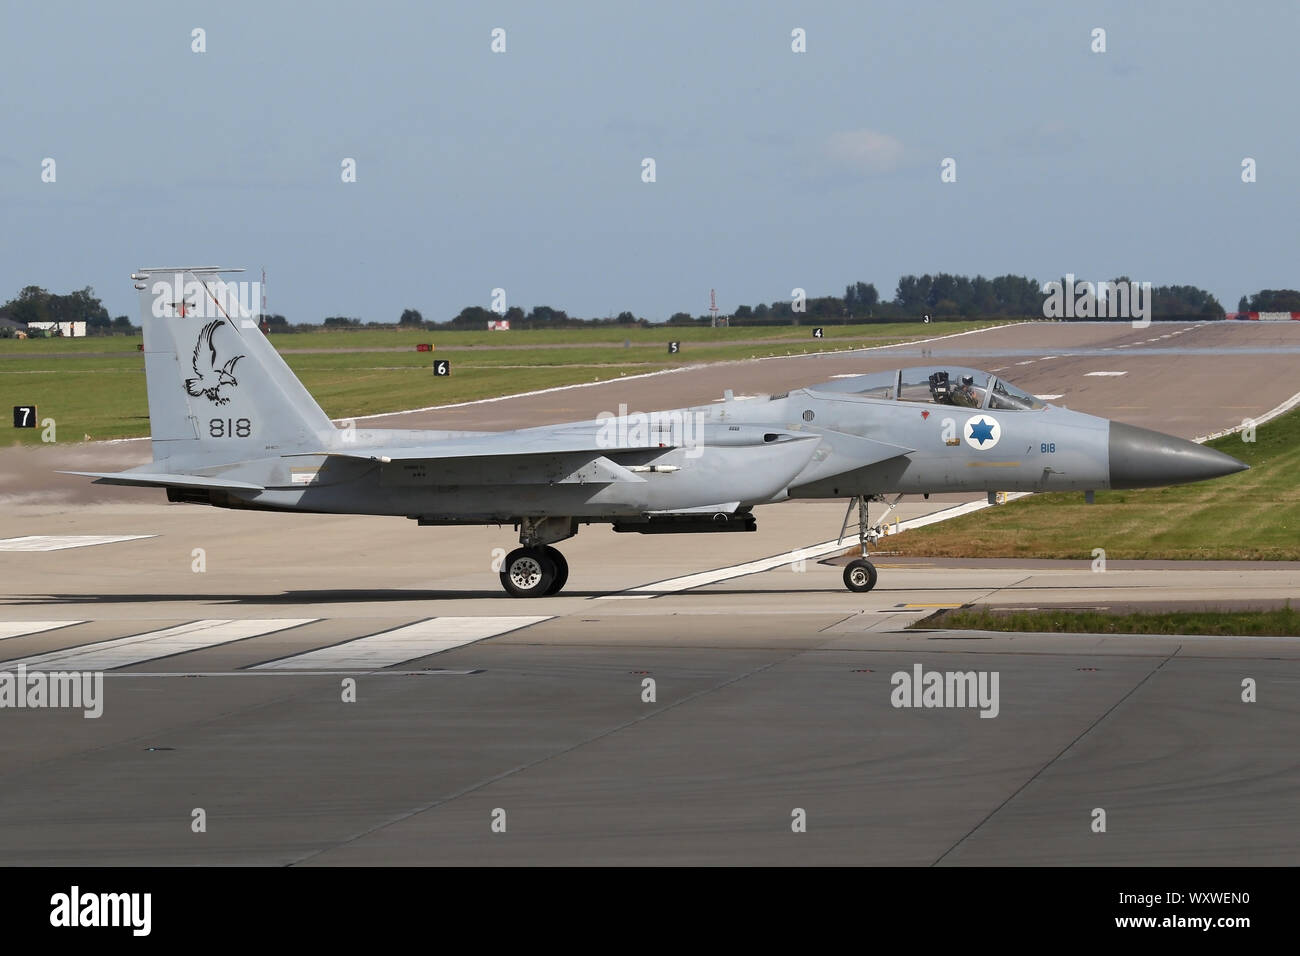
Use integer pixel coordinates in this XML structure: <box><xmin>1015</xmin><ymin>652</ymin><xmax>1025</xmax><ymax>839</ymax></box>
<box><xmin>824</xmin><ymin>129</ymin><xmax>906</xmax><ymax>174</ymax></box>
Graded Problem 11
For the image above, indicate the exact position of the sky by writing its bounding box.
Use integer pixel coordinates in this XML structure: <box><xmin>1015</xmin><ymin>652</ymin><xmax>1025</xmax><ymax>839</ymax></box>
<box><xmin>2</xmin><ymin>0</ymin><xmax>1297</xmax><ymax>323</ymax></box>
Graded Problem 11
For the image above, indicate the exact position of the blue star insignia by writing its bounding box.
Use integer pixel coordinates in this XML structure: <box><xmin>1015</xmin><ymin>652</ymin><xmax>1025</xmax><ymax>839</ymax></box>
<box><xmin>969</xmin><ymin>419</ymin><xmax>996</xmax><ymax>445</ymax></box>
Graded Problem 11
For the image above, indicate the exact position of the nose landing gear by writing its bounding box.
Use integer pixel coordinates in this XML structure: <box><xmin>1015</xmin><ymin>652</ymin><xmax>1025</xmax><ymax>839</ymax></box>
<box><xmin>837</xmin><ymin>494</ymin><xmax>903</xmax><ymax>593</ymax></box>
<box><xmin>843</xmin><ymin>558</ymin><xmax>878</xmax><ymax>593</ymax></box>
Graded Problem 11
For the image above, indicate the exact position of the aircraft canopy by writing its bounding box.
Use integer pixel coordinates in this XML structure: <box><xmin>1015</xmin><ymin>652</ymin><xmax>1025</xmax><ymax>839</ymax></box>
<box><xmin>810</xmin><ymin>366</ymin><xmax>1047</xmax><ymax>411</ymax></box>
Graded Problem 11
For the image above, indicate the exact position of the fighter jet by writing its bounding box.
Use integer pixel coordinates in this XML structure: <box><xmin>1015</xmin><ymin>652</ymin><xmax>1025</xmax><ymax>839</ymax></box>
<box><xmin>65</xmin><ymin>267</ymin><xmax>1249</xmax><ymax>597</ymax></box>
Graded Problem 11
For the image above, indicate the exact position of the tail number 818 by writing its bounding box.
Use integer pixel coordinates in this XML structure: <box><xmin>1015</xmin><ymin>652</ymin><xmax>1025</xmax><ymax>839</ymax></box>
<box><xmin>210</xmin><ymin>418</ymin><xmax>252</xmax><ymax>438</ymax></box>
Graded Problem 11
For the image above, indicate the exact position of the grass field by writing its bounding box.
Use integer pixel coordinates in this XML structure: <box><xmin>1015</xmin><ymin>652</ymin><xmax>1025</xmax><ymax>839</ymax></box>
<box><xmin>0</xmin><ymin>320</ymin><xmax>1004</xmax><ymax>355</ymax></box>
<box><xmin>890</xmin><ymin>406</ymin><xmax>1300</xmax><ymax>561</ymax></box>
<box><xmin>912</xmin><ymin>604</ymin><xmax>1300</xmax><ymax>636</ymax></box>
<box><xmin>0</xmin><ymin>320</ymin><xmax>1006</xmax><ymax>443</ymax></box>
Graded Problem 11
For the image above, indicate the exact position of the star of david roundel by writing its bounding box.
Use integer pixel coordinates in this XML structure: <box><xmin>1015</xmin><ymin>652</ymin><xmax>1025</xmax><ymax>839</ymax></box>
<box><xmin>963</xmin><ymin>414</ymin><xmax>1001</xmax><ymax>451</ymax></box>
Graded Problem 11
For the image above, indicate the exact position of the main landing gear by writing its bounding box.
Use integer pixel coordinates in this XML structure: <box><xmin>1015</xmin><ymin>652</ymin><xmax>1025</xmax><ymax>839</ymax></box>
<box><xmin>499</xmin><ymin>517</ymin><xmax>574</xmax><ymax>597</ymax></box>
<box><xmin>499</xmin><ymin>546</ymin><xmax>568</xmax><ymax>598</ymax></box>
<box><xmin>837</xmin><ymin>494</ymin><xmax>904</xmax><ymax>593</ymax></box>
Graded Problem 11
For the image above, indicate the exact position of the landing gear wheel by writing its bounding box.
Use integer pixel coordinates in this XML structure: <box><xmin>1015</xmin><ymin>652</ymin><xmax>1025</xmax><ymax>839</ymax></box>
<box><xmin>542</xmin><ymin>546</ymin><xmax>569</xmax><ymax>596</ymax></box>
<box><xmin>843</xmin><ymin>558</ymin><xmax>878</xmax><ymax>593</ymax></box>
<box><xmin>500</xmin><ymin>547</ymin><xmax>556</xmax><ymax>598</ymax></box>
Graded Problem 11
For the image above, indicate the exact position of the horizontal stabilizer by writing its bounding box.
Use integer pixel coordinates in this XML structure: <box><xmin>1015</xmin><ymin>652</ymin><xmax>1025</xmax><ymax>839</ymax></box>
<box><xmin>58</xmin><ymin>471</ymin><xmax>265</xmax><ymax>491</ymax></box>
<box><xmin>300</xmin><ymin>437</ymin><xmax>672</xmax><ymax>464</ymax></box>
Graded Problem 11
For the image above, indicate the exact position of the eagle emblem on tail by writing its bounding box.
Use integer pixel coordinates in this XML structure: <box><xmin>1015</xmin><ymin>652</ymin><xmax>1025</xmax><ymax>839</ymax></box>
<box><xmin>185</xmin><ymin>319</ymin><xmax>245</xmax><ymax>406</ymax></box>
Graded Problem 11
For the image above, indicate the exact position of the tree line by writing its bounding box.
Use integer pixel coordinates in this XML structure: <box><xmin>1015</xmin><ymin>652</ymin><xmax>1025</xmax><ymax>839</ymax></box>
<box><xmin>4</xmin><ymin>276</ymin><xmax>1299</xmax><ymax>337</ymax></box>
<box><xmin>0</xmin><ymin>286</ymin><xmax>134</xmax><ymax>337</ymax></box>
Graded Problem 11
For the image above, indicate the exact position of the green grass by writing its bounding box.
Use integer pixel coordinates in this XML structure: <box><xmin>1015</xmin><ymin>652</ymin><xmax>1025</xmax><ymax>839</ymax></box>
<box><xmin>1</xmin><ymin>320</ymin><xmax>1009</xmax><ymax>443</ymax></box>
<box><xmin>0</xmin><ymin>335</ymin><xmax>143</xmax><ymax>354</ymax></box>
<box><xmin>891</xmin><ymin>407</ymin><xmax>1300</xmax><ymax>560</ymax></box>
<box><xmin>297</xmin><ymin>364</ymin><xmax>663</xmax><ymax>419</ymax></box>
<box><xmin>0</xmin><ymin>320</ymin><xmax>1004</xmax><ymax>354</ymax></box>
<box><xmin>913</xmin><ymin>604</ymin><xmax>1300</xmax><ymax>636</ymax></box>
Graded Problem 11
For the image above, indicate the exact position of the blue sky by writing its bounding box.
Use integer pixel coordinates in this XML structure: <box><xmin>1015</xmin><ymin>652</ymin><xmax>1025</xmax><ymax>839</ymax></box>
<box><xmin>2</xmin><ymin>1</ymin><xmax>1297</xmax><ymax>322</ymax></box>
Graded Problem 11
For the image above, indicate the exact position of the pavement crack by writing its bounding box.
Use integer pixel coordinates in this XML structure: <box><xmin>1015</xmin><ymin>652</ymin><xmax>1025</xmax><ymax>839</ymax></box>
<box><xmin>930</xmin><ymin>645</ymin><xmax>1180</xmax><ymax>866</ymax></box>
<box><xmin>285</xmin><ymin>649</ymin><xmax>804</xmax><ymax>866</ymax></box>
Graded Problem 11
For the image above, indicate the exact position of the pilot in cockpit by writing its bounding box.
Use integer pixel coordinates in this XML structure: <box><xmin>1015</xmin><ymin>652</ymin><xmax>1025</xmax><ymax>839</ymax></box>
<box><xmin>950</xmin><ymin>374</ymin><xmax>980</xmax><ymax>408</ymax></box>
<box><xmin>928</xmin><ymin>370</ymin><xmax>981</xmax><ymax>408</ymax></box>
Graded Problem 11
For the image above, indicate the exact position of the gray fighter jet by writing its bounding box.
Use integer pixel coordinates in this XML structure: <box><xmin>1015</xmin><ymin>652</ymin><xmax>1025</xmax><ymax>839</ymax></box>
<box><xmin>66</xmin><ymin>267</ymin><xmax>1249</xmax><ymax>597</ymax></box>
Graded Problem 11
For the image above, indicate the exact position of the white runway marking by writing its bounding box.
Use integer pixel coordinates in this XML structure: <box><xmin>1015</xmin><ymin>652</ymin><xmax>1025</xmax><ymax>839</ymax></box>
<box><xmin>599</xmin><ymin>496</ymin><xmax>1030</xmax><ymax>597</ymax></box>
<box><xmin>0</xmin><ymin>621</ymin><xmax>85</xmax><ymax>640</ymax></box>
<box><xmin>104</xmin><ymin>669</ymin><xmax>480</xmax><ymax>678</ymax></box>
<box><xmin>252</xmin><ymin>616</ymin><xmax>551</xmax><ymax>670</ymax></box>
<box><xmin>1085</xmin><ymin>371</ymin><xmax>1128</xmax><ymax>377</ymax></box>
<box><xmin>0</xmin><ymin>535</ymin><xmax>156</xmax><ymax>552</ymax></box>
<box><xmin>1197</xmin><ymin>387</ymin><xmax>1300</xmax><ymax>442</ymax></box>
<box><xmin>1</xmin><ymin>619</ymin><xmax>316</xmax><ymax>671</ymax></box>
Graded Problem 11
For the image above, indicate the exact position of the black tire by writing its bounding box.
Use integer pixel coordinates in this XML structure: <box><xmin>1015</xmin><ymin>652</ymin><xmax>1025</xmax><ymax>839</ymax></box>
<box><xmin>843</xmin><ymin>558</ymin><xmax>878</xmax><ymax>593</ymax></box>
<box><xmin>543</xmin><ymin>546</ymin><xmax>569</xmax><ymax>596</ymax></box>
<box><xmin>500</xmin><ymin>547</ymin><xmax>556</xmax><ymax>598</ymax></box>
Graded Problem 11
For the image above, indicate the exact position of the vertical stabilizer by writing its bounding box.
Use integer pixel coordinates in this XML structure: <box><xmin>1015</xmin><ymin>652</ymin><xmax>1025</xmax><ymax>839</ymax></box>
<box><xmin>132</xmin><ymin>267</ymin><xmax>334</xmax><ymax>466</ymax></box>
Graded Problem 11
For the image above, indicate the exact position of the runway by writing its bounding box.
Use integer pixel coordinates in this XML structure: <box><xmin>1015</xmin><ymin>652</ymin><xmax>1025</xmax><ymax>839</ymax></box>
<box><xmin>2</xmin><ymin>320</ymin><xmax>1298</xmax><ymax>865</ymax></box>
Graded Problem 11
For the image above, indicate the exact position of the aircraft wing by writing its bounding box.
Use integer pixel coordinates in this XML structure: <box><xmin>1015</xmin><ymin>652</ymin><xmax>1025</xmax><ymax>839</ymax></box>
<box><xmin>296</xmin><ymin>430</ymin><xmax>742</xmax><ymax>463</ymax></box>
<box><xmin>57</xmin><ymin>471</ymin><xmax>266</xmax><ymax>491</ymax></box>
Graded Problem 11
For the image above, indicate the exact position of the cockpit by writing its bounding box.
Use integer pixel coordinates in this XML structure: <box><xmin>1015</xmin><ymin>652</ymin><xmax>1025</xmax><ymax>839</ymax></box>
<box><xmin>809</xmin><ymin>366</ymin><xmax>1047</xmax><ymax>411</ymax></box>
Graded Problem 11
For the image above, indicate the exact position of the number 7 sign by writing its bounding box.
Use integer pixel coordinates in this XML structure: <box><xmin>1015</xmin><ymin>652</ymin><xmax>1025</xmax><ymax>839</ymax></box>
<box><xmin>13</xmin><ymin>405</ymin><xmax>36</xmax><ymax>428</ymax></box>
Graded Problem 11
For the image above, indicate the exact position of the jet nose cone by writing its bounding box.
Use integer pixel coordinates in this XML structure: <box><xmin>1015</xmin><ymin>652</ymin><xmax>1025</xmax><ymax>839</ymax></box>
<box><xmin>1108</xmin><ymin>421</ymin><xmax>1250</xmax><ymax>490</ymax></box>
